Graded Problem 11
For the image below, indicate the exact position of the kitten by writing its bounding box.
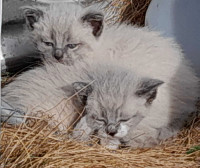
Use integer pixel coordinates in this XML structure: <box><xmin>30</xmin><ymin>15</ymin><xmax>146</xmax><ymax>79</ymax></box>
<box><xmin>60</xmin><ymin>59</ymin><xmax>198</xmax><ymax>149</ymax></box>
<box><xmin>22</xmin><ymin>3</ymin><xmax>103</xmax><ymax>64</ymax></box>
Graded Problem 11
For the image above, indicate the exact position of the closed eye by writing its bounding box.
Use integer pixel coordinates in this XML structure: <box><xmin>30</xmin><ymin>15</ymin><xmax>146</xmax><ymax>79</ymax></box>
<box><xmin>118</xmin><ymin>118</ymin><xmax>130</xmax><ymax>122</ymax></box>
<box><xmin>96</xmin><ymin>118</ymin><xmax>107</xmax><ymax>124</ymax></box>
<box><xmin>118</xmin><ymin>115</ymin><xmax>137</xmax><ymax>122</ymax></box>
<box><xmin>91</xmin><ymin>115</ymin><xmax>107</xmax><ymax>124</ymax></box>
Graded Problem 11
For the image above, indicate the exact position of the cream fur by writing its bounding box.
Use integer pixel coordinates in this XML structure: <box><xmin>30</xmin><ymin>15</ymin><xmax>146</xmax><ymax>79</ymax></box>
<box><xmin>2</xmin><ymin>3</ymin><xmax>199</xmax><ymax>148</ymax></box>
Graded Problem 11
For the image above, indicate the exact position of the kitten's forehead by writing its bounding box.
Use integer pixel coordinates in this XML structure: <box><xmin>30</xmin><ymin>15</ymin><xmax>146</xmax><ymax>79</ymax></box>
<box><xmin>87</xmin><ymin>68</ymin><xmax>144</xmax><ymax>117</ymax></box>
<box><xmin>32</xmin><ymin>3</ymin><xmax>98</xmax><ymax>46</ymax></box>
<box><xmin>93</xmin><ymin>89</ymin><xmax>128</xmax><ymax>119</ymax></box>
<box><xmin>47</xmin><ymin>3</ymin><xmax>84</xmax><ymax>18</ymax></box>
<box><xmin>35</xmin><ymin>3</ymin><xmax>84</xmax><ymax>34</ymax></box>
<box><xmin>93</xmin><ymin>94</ymin><xmax>140</xmax><ymax>122</ymax></box>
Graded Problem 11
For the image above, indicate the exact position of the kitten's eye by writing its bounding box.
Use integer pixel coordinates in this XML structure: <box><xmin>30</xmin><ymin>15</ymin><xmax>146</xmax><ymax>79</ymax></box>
<box><xmin>91</xmin><ymin>115</ymin><xmax>106</xmax><ymax>124</ymax></box>
<box><xmin>44</xmin><ymin>41</ymin><xmax>54</xmax><ymax>47</ymax></box>
<box><xmin>96</xmin><ymin>118</ymin><xmax>107</xmax><ymax>124</ymax></box>
<box><xmin>118</xmin><ymin>115</ymin><xmax>137</xmax><ymax>123</ymax></box>
<box><xmin>118</xmin><ymin>118</ymin><xmax>130</xmax><ymax>122</ymax></box>
<box><xmin>67</xmin><ymin>44</ymin><xmax>78</xmax><ymax>49</ymax></box>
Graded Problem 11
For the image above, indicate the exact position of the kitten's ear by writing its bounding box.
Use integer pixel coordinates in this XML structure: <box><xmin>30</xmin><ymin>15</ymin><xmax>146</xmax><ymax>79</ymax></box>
<box><xmin>61</xmin><ymin>82</ymin><xmax>93</xmax><ymax>105</ymax></box>
<box><xmin>81</xmin><ymin>12</ymin><xmax>104</xmax><ymax>37</ymax></box>
<box><xmin>22</xmin><ymin>6</ymin><xmax>43</xmax><ymax>30</ymax></box>
<box><xmin>136</xmin><ymin>78</ymin><xmax>164</xmax><ymax>104</ymax></box>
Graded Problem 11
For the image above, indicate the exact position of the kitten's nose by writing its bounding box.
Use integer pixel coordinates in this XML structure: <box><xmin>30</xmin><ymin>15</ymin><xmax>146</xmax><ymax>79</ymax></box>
<box><xmin>106</xmin><ymin>124</ymin><xmax>118</xmax><ymax>136</ymax></box>
<box><xmin>54</xmin><ymin>49</ymin><xmax>63</xmax><ymax>60</ymax></box>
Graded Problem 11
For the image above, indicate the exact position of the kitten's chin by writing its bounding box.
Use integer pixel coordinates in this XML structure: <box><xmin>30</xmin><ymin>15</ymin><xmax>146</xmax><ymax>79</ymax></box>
<box><xmin>57</xmin><ymin>59</ymin><xmax>64</xmax><ymax>64</ymax></box>
<box><xmin>62</xmin><ymin>58</ymin><xmax>74</xmax><ymax>66</ymax></box>
<box><xmin>56</xmin><ymin>59</ymin><xmax>72</xmax><ymax>66</ymax></box>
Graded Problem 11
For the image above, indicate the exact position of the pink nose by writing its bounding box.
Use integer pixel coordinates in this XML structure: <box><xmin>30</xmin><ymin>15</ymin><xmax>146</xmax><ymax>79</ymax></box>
<box><xmin>54</xmin><ymin>49</ymin><xmax>63</xmax><ymax>60</ymax></box>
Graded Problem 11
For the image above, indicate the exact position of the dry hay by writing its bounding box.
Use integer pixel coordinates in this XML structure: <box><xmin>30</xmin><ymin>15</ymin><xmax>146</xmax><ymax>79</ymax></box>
<box><xmin>0</xmin><ymin>110</ymin><xmax>199</xmax><ymax>168</ymax></box>
<box><xmin>98</xmin><ymin>0</ymin><xmax>151</xmax><ymax>26</ymax></box>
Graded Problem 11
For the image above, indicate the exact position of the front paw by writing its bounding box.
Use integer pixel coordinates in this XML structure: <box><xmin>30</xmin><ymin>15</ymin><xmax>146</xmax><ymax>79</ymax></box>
<box><xmin>124</xmin><ymin>128</ymin><xmax>160</xmax><ymax>148</ymax></box>
<box><xmin>130</xmin><ymin>135</ymin><xmax>159</xmax><ymax>148</ymax></box>
<box><xmin>71</xmin><ymin>116</ymin><xmax>92</xmax><ymax>141</ymax></box>
<box><xmin>71</xmin><ymin>127</ymin><xmax>92</xmax><ymax>141</ymax></box>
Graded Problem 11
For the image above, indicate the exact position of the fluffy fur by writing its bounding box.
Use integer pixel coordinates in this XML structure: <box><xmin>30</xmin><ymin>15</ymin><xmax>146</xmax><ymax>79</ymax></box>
<box><xmin>22</xmin><ymin>3</ymin><xmax>200</xmax><ymax>97</ymax></box>
<box><xmin>1</xmin><ymin>62</ymin><xmax>85</xmax><ymax>130</ymax></box>
<box><xmin>3</xmin><ymin>3</ymin><xmax>199</xmax><ymax>148</ymax></box>
<box><xmin>2</xmin><ymin>56</ymin><xmax>199</xmax><ymax>148</ymax></box>
<box><xmin>52</xmin><ymin>4</ymin><xmax>200</xmax><ymax>149</ymax></box>
<box><xmin>70</xmin><ymin>56</ymin><xmax>199</xmax><ymax>149</ymax></box>
<box><xmin>23</xmin><ymin>3</ymin><xmax>102</xmax><ymax>63</ymax></box>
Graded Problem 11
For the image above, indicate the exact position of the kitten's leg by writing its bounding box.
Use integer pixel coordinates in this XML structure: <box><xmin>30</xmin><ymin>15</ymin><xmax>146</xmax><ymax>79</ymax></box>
<box><xmin>71</xmin><ymin>116</ymin><xmax>92</xmax><ymax>141</ymax></box>
<box><xmin>125</xmin><ymin>124</ymin><xmax>177</xmax><ymax>148</ymax></box>
<box><xmin>124</xmin><ymin>125</ymin><xmax>161</xmax><ymax>148</ymax></box>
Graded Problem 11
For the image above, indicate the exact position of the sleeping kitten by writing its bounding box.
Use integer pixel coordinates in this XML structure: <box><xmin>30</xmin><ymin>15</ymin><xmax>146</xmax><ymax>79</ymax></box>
<box><xmin>22</xmin><ymin>3</ymin><xmax>103</xmax><ymax>64</ymax></box>
<box><xmin>60</xmin><ymin>59</ymin><xmax>198</xmax><ymax>149</ymax></box>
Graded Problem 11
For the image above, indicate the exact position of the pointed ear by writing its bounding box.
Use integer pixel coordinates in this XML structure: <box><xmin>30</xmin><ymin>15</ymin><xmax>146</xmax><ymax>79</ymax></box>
<box><xmin>81</xmin><ymin>12</ymin><xmax>104</xmax><ymax>37</ymax></box>
<box><xmin>61</xmin><ymin>82</ymin><xmax>93</xmax><ymax>105</ymax></box>
<box><xmin>22</xmin><ymin>6</ymin><xmax>43</xmax><ymax>30</ymax></box>
<box><xmin>136</xmin><ymin>78</ymin><xmax>164</xmax><ymax>104</ymax></box>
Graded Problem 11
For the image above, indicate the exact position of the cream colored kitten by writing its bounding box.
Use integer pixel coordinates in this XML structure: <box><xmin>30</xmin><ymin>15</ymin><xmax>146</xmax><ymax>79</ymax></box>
<box><xmin>22</xmin><ymin>3</ymin><xmax>103</xmax><ymax>63</ymax></box>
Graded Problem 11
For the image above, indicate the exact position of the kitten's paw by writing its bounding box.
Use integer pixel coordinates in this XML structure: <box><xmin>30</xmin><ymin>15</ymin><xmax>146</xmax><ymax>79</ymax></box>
<box><xmin>125</xmin><ymin>128</ymin><xmax>160</xmax><ymax>148</ymax></box>
<box><xmin>71</xmin><ymin>116</ymin><xmax>92</xmax><ymax>141</ymax></box>
<box><xmin>72</xmin><ymin>128</ymin><xmax>92</xmax><ymax>141</ymax></box>
<box><xmin>130</xmin><ymin>136</ymin><xmax>159</xmax><ymax>148</ymax></box>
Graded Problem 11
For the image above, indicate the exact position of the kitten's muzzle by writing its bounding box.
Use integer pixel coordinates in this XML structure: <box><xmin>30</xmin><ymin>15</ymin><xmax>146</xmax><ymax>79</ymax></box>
<box><xmin>106</xmin><ymin>124</ymin><xmax>118</xmax><ymax>136</ymax></box>
<box><xmin>54</xmin><ymin>49</ymin><xmax>64</xmax><ymax>60</ymax></box>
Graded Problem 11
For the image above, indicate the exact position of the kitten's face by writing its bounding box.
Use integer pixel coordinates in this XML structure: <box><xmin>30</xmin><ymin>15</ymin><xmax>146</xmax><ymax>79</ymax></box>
<box><xmin>33</xmin><ymin>24</ymin><xmax>94</xmax><ymax>65</ymax></box>
<box><xmin>63</xmin><ymin>77</ymin><xmax>163</xmax><ymax>148</ymax></box>
<box><xmin>84</xmin><ymin>92</ymin><xmax>146</xmax><ymax>146</ymax></box>
<box><xmin>23</xmin><ymin>4</ymin><xmax>104</xmax><ymax>64</ymax></box>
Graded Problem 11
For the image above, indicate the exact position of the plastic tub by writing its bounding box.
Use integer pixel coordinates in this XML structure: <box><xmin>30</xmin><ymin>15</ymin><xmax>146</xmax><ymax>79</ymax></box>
<box><xmin>145</xmin><ymin>0</ymin><xmax>200</xmax><ymax>76</ymax></box>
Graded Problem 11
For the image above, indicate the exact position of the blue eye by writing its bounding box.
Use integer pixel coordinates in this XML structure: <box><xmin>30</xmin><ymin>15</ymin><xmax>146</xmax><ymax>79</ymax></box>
<box><xmin>44</xmin><ymin>42</ymin><xmax>53</xmax><ymax>47</ymax></box>
<box><xmin>67</xmin><ymin>44</ymin><xmax>78</xmax><ymax>49</ymax></box>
